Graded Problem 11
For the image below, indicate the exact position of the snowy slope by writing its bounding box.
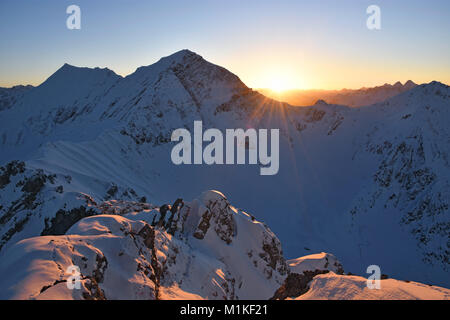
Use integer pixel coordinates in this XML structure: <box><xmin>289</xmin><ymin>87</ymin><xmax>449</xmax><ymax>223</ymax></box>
<box><xmin>0</xmin><ymin>49</ymin><xmax>449</xmax><ymax>291</ymax></box>
<box><xmin>273</xmin><ymin>253</ymin><xmax>449</xmax><ymax>300</ymax></box>
<box><xmin>294</xmin><ymin>273</ymin><xmax>450</xmax><ymax>300</ymax></box>
<box><xmin>1</xmin><ymin>190</ymin><xmax>447</xmax><ymax>300</ymax></box>
<box><xmin>0</xmin><ymin>191</ymin><xmax>288</xmax><ymax>300</ymax></box>
<box><xmin>0</xmin><ymin>160</ymin><xmax>145</xmax><ymax>253</ymax></box>
<box><xmin>2</xmin><ymin>190</ymin><xmax>447</xmax><ymax>300</ymax></box>
<box><xmin>287</xmin><ymin>252</ymin><xmax>344</xmax><ymax>275</ymax></box>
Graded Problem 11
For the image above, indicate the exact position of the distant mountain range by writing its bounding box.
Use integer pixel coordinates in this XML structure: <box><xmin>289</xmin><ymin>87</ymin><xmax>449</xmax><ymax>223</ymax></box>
<box><xmin>259</xmin><ymin>80</ymin><xmax>418</xmax><ymax>107</ymax></box>
<box><xmin>0</xmin><ymin>50</ymin><xmax>449</xmax><ymax>299</ymax></box>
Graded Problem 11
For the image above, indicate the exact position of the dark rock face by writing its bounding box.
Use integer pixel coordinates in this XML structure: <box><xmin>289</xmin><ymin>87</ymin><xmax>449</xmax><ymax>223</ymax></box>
<box><xmin>82</xmin><ymin>277</ymin><xmax>106</xmax><ymax>300</ymax></box>
<box><xmin>80</xmin><ymin>255</ymin><xmax>108</xmax><ymax>300</ymax></box>
<box><xmin>0</xmin><ymin>162</ymin><xmax>60</xmax><ymax>250</ymax></box>
<box><xmin>352</xmin><ymin>132</ymin><xmax>449</xmax><ymax>270</ymax></box>
<box><xmin>271</xmin><ymin>253</ymin><xmax>345</xmax><ymax>300</ymax></box>
<box><xmin>41</xmin><ymin>206</ymin><xmax>97</xmax><ymax>236</ymax></box>
<box><xmin>193</xmin><ymin>202</ymin><xmax>235</xmax><ymax>245</ymax></box>
<box><xmin>195</xmin><ymin>193</ymin><xmax>236</xmax><ymax>245</ymax></box>
<box><xmin>193</xmin><ymin>208</ymin><xmax>212</xmax><ymax>240</ymax></box>
<box><xmin>260</xmin><ymin>237</ymin><xmax>289</xmax><ymax>278</ymax></box>
<box><xmin>144</xmin><ymin>199</ymin><xmax>185</xmax><ymax>235</ymax></box>
<box><xmin>138</xmin><ymin>224</ymin><xmax>156</xmax><ymax>249</ymax></box>
<box><xmin>0</xmin><ymin>160</ymin><xmax>147</xmax><ymax>253</ymax></box>
<box><xmin>270</xmin><ymin>270</ymin><xmax>329</xmax><ymax>300</ymax></box>
<box><xmin>0</xmin><ymin>213</ymin><xmax>31</xmax><ymax>251</ymax></box>
<box><xmin>0</xmin><ymin>161</ymin><xmax>25</xmax><ymax>189</ymax></box>
<box><xmin>327</xmin><ymin>257</ymin><xmax>345</xmax><ymax>275</ymax></box>
<box><xmin>305</xmin><ymin>108</ymin><xmax>326</xmax><ymax>123</ymax></box>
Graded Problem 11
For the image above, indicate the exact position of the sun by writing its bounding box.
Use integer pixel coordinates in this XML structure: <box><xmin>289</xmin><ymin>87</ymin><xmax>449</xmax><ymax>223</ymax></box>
<box><xmin>259</xmin><ymin>70</ymin><xmax>301</xmax><ymax>93</ymax></box>
<box><xmin>268</xmin><ymin>77</ymin><xmax>292</xmax><ymax>93</ymax></box>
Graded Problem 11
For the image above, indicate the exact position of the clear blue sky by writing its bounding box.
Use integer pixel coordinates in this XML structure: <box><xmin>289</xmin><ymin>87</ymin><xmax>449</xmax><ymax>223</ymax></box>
<box><xmin>0</xmin><ymin>0</ymin><xmax>449</xmax><ymax>89</ymax></box>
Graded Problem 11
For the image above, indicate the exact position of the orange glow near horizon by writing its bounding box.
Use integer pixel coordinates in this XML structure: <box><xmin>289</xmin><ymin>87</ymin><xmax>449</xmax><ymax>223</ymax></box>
<box><xmin>2</xmin><ymin>49</ymin><xmax>449</xmax><ymax>91</ymax></box>
<box><xmin>264</xmin><ymin>76</ymin><xmax>295</xmax><ymax>93</ymax></box>
<box><xmin>250</xmin><ymin>65</ymin><xmax>308</xmax><ymax>92</ymax></box>
<box><xmin>221</xmin><ymin>47</ymin><xmax>450</xmax><ymax>93</ymax></box>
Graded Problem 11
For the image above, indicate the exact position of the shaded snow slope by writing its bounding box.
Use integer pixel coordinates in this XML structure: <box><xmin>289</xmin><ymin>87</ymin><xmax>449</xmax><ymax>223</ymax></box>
<box><xmin>0</xmin><ymin>85</ymin><xmax>33</xmax><ymax>112</ymax></box>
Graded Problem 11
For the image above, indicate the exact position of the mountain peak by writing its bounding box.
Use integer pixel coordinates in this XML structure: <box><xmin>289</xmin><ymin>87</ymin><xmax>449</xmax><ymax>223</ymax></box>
<box><xmin>56</xmin><ymin>63</ymin><xmax>117</xmax><ymax>76</ymax></box>
<box><xmin>61</xmin><ymin>62</ymin><xmax>76</xmax><ymax>69</ymax></box>
<box><xmin>419</xmin><ymin>80</ymin><xmax>448</xmax><ymax>89</ymax></box>
<box><xmin>40</xmin><ymin>64</ymin><xmax>120</xmax><ymax>89</ymax></box>
<box><xmin>428</xmin><ymin>80</ymin><xmax>447</xmax><ymax>86</ymax></box>
<box><xmin>404</xmin><ymin>80</ymin><xmax>417</xmax><ymax>89</ymax></box>
<box><xmin>149</xmin><ymin>49</ymin><xmax>202</xmax><ymax>68</ymax></box>
<box><xmin>163</xmin><ymin>49</ymin><xmax>199</xmax><ymax>61</ymax></box>
<box><xmin>129</xmin><ymin>49</ymin><xmax>247</xmax><ymax>99</ymax></box>
<box><xmin>314</xmin><ymin>99</ymin><xmax>328</xmax><ymax>106</ymax></box>
<box><xmin>130</xmin><ymin>49</ymin><xmax>203</xmax><ymax>78</ymax></box>
<box><xmin>399</xmin><ymin>80</ymin><xmax>449</xmax><ymax>100</ymax></box>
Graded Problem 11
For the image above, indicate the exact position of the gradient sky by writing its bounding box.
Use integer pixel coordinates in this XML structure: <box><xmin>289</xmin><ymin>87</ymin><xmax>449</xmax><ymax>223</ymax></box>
<box><xmin>0</xmin><ymin>0</ymin><xmax>449</xmax><ymax>90</ymax></box>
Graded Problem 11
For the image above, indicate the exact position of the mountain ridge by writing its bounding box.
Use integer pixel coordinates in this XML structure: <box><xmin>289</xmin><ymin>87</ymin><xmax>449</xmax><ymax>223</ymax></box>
<box><xmin>259</xmin><ymin>79</ymin><xmax>423</xmax><ymax>107</ymax></box>
<box><xmin>0</xmin><ymin>49</ymin><xmax>449</xmax><ymax>292</ymax></box>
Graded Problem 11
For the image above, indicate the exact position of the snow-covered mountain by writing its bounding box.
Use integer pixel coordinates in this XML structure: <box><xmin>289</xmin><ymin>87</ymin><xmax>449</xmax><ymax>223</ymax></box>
<box><xmin>0</xmin><ymin>49</ymin><xmax>449</xmax><ymax>298</ymax></box>
<box><xmin>0</xmin><ymin>85</ymin><xmax>34</xmax><ymax>112</ymax></box>
<box><xmin>260</xmin><ymin>80</ymin><xmax>418</xmax><ymax>107</ymax></box>
<box><xmin>0</xmin><ymin>190</ymin><xmax>289</xmax><ymax>299</ymax></box>
<box><xmin>1</xmin><ymin>190</ymin><xmax>448</xmax><ymax>300</ymax></box>
<box><xmin>290</xmin><ymin>273</ymin><xmax>450</xmax><ymax>300</ymax></box>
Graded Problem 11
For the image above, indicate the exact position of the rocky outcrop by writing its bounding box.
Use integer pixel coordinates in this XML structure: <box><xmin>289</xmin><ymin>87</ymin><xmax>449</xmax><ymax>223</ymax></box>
<box><xmin>0</xmin><ymin>162</ymin><xmax>144</xmax><ymax>253</ymax></box>
<box><xmin>271</xmin><ymin>270</ymin><xmax>330</xmax><ymax>300</ymax></box>
<box><xmin>41</xmin><ymin>206</ymin><xmax>97</xmax><ymax>236</ymax></box>
<box><xmin>271</xmin><ymin>252</ymin><xmax>346</xmax><ymax>300</ymax></box>
<box><xmin>0</xmin><ymin>190</ymin><xmax>290</xmax><ymax>300</ymax></box>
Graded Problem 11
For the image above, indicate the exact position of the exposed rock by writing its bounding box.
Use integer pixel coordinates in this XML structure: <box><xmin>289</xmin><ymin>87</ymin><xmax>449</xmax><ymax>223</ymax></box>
<box><xmin>41</xmin><ymin>206</ymin><xmax>97</xmax><ymax>236</ymax></box>
<box><xmin>271</xmin><ymin>270</ymin><xmax>330</xmax><ymax>300</ymax></box>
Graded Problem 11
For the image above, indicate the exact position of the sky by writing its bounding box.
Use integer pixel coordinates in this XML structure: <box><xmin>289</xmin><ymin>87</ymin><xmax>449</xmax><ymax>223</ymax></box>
<box><xmin>0</xmin><ymin>0</ymin><xmax>449</xmax><ymax>90</ymax></box>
